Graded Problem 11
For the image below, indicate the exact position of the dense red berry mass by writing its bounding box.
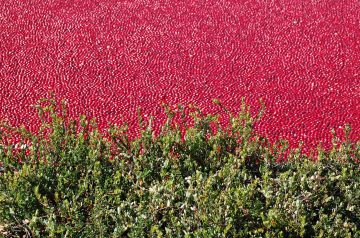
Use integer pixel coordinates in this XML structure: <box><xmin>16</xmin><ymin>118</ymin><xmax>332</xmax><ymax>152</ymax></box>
<box><xmin>0</xmin><ymin>0</ymin><xmax>359</xmax><ymax>152</ymax></box>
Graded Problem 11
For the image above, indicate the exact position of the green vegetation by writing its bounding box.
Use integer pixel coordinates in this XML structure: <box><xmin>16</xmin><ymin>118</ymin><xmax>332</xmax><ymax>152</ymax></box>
<box><xmin>0</xmin><ymin>97</ymin><xmax>359</xmax><ymax>237</ymax></box>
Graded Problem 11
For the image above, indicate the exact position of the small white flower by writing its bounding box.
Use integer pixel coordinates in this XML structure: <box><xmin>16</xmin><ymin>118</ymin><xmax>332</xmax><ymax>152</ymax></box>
<box><xmin>149</xmin><ymin>186</ymin><xmax>156</xmax><ymax>193</ymax></box>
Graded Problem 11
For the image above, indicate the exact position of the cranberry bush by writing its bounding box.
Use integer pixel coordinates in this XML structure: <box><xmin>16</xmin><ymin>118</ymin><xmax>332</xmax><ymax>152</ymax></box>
<box><xmin>0</xmin><ymin>98</ymin><xmax>359</xmax><ymax>237</ymax></box>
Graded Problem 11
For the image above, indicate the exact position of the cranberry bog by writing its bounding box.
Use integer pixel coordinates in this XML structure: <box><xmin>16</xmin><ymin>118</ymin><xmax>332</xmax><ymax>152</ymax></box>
<box><xmin>0</xmin><ymin>0</ymin><xmax>359</xmax><ymax>154</ymax></box>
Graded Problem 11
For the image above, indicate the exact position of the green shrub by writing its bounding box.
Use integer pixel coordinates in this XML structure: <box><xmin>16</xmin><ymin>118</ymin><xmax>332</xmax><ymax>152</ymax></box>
<box><xmin>0</xmin><ymin>97</ymin><xmax>359</xmax><ymax>237</ymax></box>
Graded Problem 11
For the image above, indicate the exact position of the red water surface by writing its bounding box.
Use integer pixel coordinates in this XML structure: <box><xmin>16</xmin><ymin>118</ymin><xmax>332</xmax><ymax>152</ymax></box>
<box><xmin>0</xmin><ymin>0</ymin><xmax>359</xmax><ymax>152</ymax></box>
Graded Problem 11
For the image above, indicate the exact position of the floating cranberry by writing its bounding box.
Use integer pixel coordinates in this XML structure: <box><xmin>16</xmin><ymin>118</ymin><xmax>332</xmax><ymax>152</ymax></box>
<box><xmin>0</xmin><ymin>0</ymin><xmax>359</xmax><ymax>152</ymax></box>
